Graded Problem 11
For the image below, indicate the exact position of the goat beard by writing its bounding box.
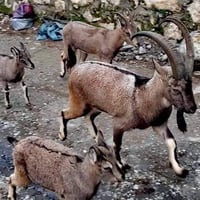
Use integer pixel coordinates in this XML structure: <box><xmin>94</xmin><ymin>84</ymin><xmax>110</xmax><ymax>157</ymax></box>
<box><xmin>176</xmin><ymin>109</ymin><xmax>187</xmax><ymax>133</ymax></box>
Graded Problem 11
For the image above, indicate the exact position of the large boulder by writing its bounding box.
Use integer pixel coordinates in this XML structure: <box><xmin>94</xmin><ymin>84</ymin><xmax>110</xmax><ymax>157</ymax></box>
<box><xmin>143</xmin><ymin>0</ymin><xmax>181</xmax><ymax>12</ymax></box>
<box><xmin>179</xmin><ymin>31</ymin><xmax>200</xmax><ymax>61</ymax></box>
<box><xmin>187</xmin><ymin>0</ymin><xmax>200</xmax><ymax>24</ymax></box>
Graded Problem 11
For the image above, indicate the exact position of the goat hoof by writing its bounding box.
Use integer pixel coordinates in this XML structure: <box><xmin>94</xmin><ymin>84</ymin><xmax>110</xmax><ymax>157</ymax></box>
<box><xmin>122</xmin><ymin>163</ymin><xmax>131</xmax><ymax>173</ymax></box>
<box><xmin>26</xmin><ymin>103</ymin><xmax>32</xmax><ymax>110</ymax></box>
<box><xmin>58</xmin><ymin>132</ymin><xmax>66</xmax><ymax>141</ymax></box>
<box><xmin>60</xmin><ymin>73</ymin><xmax>65</xmax><ymax>78</ymax></box>
<box><xmin>176</xmin><ymin>169</ymin><xmax>189</xmax><ymax>178</ymax></box>
<box><xmin>6</xmin><ymin>104</ymin><xmax>12</xmax><ymax>109</ymax></box>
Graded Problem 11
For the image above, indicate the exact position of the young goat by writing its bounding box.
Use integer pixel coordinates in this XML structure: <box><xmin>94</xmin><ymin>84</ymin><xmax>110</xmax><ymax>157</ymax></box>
<box><xmin>59</xmin><ymin>31</ymin><xmax>197</xmax><ymax>178</ymax></box>
<box><xmin>0</xmin><ymin>42</ymin><xmax>35</xmax><ymax>109</ymax></box>
<box><xmin>7</xmin><ymin>131</ymin><xmax>123</xmax><ymax>200</ymax></box>
<box><xmin>60</xmin><ymin>12</ymin><xmax>137</xmax><ymax>77</ymax></box>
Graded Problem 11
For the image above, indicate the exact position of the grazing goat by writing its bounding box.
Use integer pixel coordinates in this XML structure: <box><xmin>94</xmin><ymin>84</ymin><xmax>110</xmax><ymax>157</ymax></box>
<box><xmin>159</xmin><ymin>16</ymin><xmax>195</xmax><ymax>132</ymax></box>
<box><xmin>0</xmin><ymin>42</ymin><xmax>35</xmax><ymax>109</ymax></box>
<box><xmin>59</xmin><ymin>31</ymin><xmax>197</xmax><ymax>178</ymax></box>
<box><xmin>7</xmin><ymin>131</ymin><xmax>123</xmax><ymax>200</ymax></box>
<box><xmin>60</xmin><ymin>12</ymin><xmax>137</xmax><ymax>77</ymax></box>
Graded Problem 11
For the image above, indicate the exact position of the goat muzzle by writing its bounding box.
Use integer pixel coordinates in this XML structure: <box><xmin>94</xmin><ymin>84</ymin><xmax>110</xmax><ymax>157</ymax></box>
<box><xmin>29</xmin><ymin>60</ymin><xmax>35</xmax><ymax>70</ymax></box>
<box><xmin>183</xmin><ymin>102</ymin><xmax>197</xmax><ymax>114</ymax></box>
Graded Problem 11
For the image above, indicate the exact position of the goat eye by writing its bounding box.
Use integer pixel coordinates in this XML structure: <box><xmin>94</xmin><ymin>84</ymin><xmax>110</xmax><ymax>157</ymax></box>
<box><xmin>172</xmin><ymin>88</ymin><xmax>181</xmax><ymax>94</ymax></box>
<box><xmin>21</xmin><ymin>59</ymin><xmax>27</xmax><ymax>65</ymax></box>
<box><xmin>102</xmin><ymin>161</ymin><xmax>113</xmax><ymax>170</ymax></box>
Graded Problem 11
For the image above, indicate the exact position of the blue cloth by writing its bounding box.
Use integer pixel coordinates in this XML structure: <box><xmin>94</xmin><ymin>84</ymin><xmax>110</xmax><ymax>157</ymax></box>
<box><xmin>37</xmin><ymin>21</ymin><xmax>65</xmax><ymax>41</ymax></box>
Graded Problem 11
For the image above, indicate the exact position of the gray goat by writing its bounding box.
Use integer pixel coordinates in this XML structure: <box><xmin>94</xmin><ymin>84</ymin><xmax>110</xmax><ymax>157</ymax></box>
<box><xmin>7</xmin><ymin>130</ymin><xmax>123</xmax><ymax>200</ymax></box>
<box><xmin>0</xmin><ymin>42</ymin><xmax>35</xmax><ymax>109</ymax></box>
<box><xmin>60</xmin><ymin>12</ymin><xmax>137</xmax><ymax>77</ymax></box>
<box><xmin>59</xmin><ymin>31</ymin><xmax>197</xmax><ymax>178</ymax></box>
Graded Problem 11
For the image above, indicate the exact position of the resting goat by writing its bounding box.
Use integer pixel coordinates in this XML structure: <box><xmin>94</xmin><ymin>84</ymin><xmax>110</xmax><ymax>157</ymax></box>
<box><xmin>60</xmin><ymin>12</ymin><xmax>137</xmax><ymax>77</ymax></box>
<box><xmin>7</xmin><ymin>130</ymin><xmax>123</xmax><ymax>200</ymax></box>
<box><xmin>0</xmin><ymin>42</ymin><xmax>35</xmax><ymax>109</ymax></box>
<box><xmin>59</xmin><ymin>31</ymin><xmax>197</xmax><ymax>178</ymax></box>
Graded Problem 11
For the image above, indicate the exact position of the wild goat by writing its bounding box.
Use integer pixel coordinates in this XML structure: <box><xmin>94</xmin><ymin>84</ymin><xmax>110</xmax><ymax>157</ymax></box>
<box><xmin>60</xmin><ymin>12</ymin><xmax>137</xmax><ymax>77</ymax></box>
<box><xmin>7</xmin><ymin>130</ymin><xmax>123</xmax><ymax>200</ymax></box>
<box><xmin>59</xmin><ymin>31</ymin><xmax>197</xmax><ymax>178</ymax></box>
<box><xmin>0</xmin><ymin>42</ymin><xmax>35</xmax><ymax>109</ymax></box>
<box><xmin>158</xmin><ymin>16</ymin><xmax>195</xmax><ymax>132</ymax></box>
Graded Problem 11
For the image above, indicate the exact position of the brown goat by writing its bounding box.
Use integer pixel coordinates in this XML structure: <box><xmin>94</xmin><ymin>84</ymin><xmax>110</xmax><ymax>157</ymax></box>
<box><xmin>59</xmin><ymin>31</ymin><xmax>196</xmax><ymax>178</ymax></box>
<box><xmin>60</xmin><ymin>13</ymin><xmax>137</xmax><ymax>77</ymax></box>
<box><xmin>7</xmin><ymin>131</ymin><xmax>123</xmax><ymax>200</ymax></box>
<box><xmin>159</xmin><ymin>16</ymin><xmax>195</xmax><ymax>132</ymax></box>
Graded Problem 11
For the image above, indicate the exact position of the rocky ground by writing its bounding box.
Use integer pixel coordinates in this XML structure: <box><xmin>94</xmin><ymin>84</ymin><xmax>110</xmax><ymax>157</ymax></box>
<box><xmin>0</xmin><ymin>26</ymin><xmax>200</xmax><ymax>200</ymax></box>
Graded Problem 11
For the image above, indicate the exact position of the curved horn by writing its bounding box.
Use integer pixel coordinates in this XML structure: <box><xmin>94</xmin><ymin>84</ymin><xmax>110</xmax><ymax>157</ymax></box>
<box><xmin>114</xmin><ymin>12</ymin><xmax>128</xmax><ymax>25</ymax></box>
<box><xmin>159</xmin><ymin>16</ymin><xmax>194</xmax><ymax>76</ymax></box>
<box><xmin>10</xmin><ymin>46</ymin><xmax>20</xmax><ymax>57</ymax></box>
<box><xmin>132</xmin><ymin>31</ymin><xmax>186</xmax><ymax>80</ymax></box>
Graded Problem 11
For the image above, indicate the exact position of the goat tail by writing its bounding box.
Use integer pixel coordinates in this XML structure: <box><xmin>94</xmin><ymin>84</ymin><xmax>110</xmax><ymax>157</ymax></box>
<box><xmin>7</xmin><ymin>136</ymin><xmax>19</xmax><ymax>146</ymax></box>
<box><xmin>176</xmin><ymin>110</ymin><xmax>187</xmax><ymax>133</ymax></box>
<box><xmin>67</xmin><ymin>46</ymin><xmax>77</xmax><ymax>73</ymax></box>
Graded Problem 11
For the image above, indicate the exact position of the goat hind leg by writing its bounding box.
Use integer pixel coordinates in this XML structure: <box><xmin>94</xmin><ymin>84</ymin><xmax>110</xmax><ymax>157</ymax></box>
<box><xmin>60</xmin><ymin>51</ymin><xmax>67</xmax><ymax>77</ymax></box>
<box><xmin>153</xmin><ymin>124</ymin><xmax>188</xmax><ymax>177</ymax></box>
<box><xmin>113</xmin><ymin>125</ymin><xmax>125</xmax><ymax>167</ymax></box>
<box><xmin>85</xmin><ymin>111</ymin><xmax>101</xmax><ymax>139</ymax></box>
<box><xmin>79</xmin><ymin>51</ymin><xmax>88</xmax><ymax>62</ymax></box>
<box><xmin>3</xmin><ymin>83</ymin><xmax>12</xmax><ymax>109</ymax></box>
<box><xmin>60</xmin><ymin>59</ymin><xmax>66</xmax><ymax>78</ymax></box>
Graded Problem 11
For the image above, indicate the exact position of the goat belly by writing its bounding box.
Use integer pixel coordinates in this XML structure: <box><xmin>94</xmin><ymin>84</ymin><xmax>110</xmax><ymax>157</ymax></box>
<box><xmin>10</xmin><ymin>71</ymin><xmax>24</xmax><ymax>83</ymax></box>
<box><xmin>69</xmin><ymin>63</ymin><xmax>136</xmax><ymax>115</ymax></box>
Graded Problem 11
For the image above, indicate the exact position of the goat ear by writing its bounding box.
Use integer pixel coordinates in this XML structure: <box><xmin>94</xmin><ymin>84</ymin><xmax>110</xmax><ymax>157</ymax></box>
<box><xmin>19</xmin><ymin>42</ymin><xmax>25</xmax><ymax>50</ymax></box>
<box><xmin>88</xmin><ymin>147</ymin><xmax>98</xmax><ymax>164</ymax></box>
<box><xmin>152</xmin><ymin>59</ymin><xmax>167</xmax><ymax>76</ymax></box>
<box><xmin>96</xmin><ymin>130</ymin><xmax>107</xmax><ymax>147</ymax></box>
<box><xmin>19</xmin><ymin>42</ymin><xmax>31</xmax><ymax>57</ymax></box>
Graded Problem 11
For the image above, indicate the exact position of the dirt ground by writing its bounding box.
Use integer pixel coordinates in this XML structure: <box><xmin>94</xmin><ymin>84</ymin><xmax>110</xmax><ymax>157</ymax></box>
<box><xmin>0</xmin><ymin>29</ymin><xmax>200</xmax><ymax>200</ymax></box>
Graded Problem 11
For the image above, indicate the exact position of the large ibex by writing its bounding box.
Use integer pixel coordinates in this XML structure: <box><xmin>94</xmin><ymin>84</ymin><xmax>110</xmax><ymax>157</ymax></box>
<box><xmin>58</xmin><ymin>30</ymin><xmax>196</xmax><ymax>178</ymax></box>
<box><xmin>60</xmin><ymin>12</ymin><xmax>137</xmax><ymax>77</ymax></box>
<box><xmin>159</xmin><ymin>16</ymin><xmax>195</xmax><ymax>132</ymax></box>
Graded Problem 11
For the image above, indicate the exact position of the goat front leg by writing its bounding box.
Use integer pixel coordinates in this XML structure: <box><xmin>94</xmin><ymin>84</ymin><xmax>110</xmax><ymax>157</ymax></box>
<box><xmin>59</xmin><ymin>98</ymin><xmax>86</xmax><ymax>140</ymax></box>
<box><xmin>3</xmin><ymin>83</ymin><xmax>12</xmax><ymax>109</ymax></box>
<box><xmin>8</xmin><ymin>176</ymin><xmax>16</xmax><ymax>200</ymax></box>
<box><xmin>21</xmin><ymin>81</ymin><xmax>31</xmax><ymax>108</ymax></box>
<box><xmin>153</xmin><ymin>123</ymin><xmax>189</xmax><ymax>178</ymax></box>
<box><xmin>8</xmin><ymin>170</ymin><xmax>30</xmax><ymax>200</ymax></box>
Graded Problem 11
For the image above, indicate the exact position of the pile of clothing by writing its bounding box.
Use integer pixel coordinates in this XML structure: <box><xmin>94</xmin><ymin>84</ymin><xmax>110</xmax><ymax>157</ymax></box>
<box><xmin>10</xmin><ymin>2</ymin><xmax>35</xmax><ymax>30</ymax></box>
<box><xmin>36</xmin><ymin>17</ymin><xmax>66</xmax><ymax>41</ymax></box>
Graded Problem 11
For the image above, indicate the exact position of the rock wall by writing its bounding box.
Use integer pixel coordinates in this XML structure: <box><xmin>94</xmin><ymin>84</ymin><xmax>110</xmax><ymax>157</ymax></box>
<box><xmin>1</xmin><ymin>0</ymin><xmax>200</xmax><ymax>27</ymax></box>
<box><xmin>1</xmin><ymin>0</ymin><xmax>200</xmax><ymax>61</ymax></box>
